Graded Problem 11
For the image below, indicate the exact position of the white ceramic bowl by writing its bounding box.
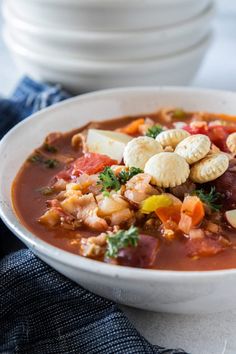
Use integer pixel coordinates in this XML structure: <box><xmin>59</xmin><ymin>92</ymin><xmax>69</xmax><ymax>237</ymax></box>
<box><xmin>4</xmin><ymin>31</ymin><xmax>212</xmax><ymax>93</ymax></box>
<box><xmin>1</xmin><ymin>86</ymin><xmax>236</xmax><ymax>314</ymax></box>
<box><xmin>4</xmin><ymin>2</ymin><xmax>215</xmax><ymax>61</ymax></box>
<box><xmin>6</xmin><ymin>0</ymin><xmax>212</xmax><ymax>31</ymax></box>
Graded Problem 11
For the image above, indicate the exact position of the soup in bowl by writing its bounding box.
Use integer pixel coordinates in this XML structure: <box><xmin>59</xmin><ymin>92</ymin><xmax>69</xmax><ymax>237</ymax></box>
<box><xmin>12</xmin><ymin>107</ymin><xmax>236</xmax><ymax>271</ymax></box>
<box><xmin>1</xmin><ymin>87</ymin><xmax>236</xmax><ymax>313</ymax></box>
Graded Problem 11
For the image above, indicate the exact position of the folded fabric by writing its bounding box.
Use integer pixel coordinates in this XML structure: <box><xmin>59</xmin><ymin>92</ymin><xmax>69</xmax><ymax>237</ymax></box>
<box><xmin>0</xmin><ymin>77</ymin><xmax>189</xmax><ymax>354</ymax></box>
<box><xmin>0</xmin><ymin>76</ymin><xmax>70</xmax><ymax>140</ymax></box>
<box><xmin>1</xmin><ymin>249</ymin><xmax>188</xmax><ymax>354</ymax></box>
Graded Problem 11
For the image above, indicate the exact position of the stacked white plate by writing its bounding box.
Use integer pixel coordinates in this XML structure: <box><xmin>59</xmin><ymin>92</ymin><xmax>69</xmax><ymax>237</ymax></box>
<box><xmin>3</xmin><ymin>0</ymin><xmax>215</xmax><ymax>92</ymax></box>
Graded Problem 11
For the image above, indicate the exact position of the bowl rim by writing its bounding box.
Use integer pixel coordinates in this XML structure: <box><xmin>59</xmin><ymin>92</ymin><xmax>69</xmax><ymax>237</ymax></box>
<box><xmin>4</xmin><ymin>30</ymin><xmax>212</xmax><ymax>71</ymax></box>
<box><xmin>12</xmin><ymin>0</ymin><xmax>206</xmax><ymax>4</ymax></box>
<box><xmin>1</xmin><ymin>85</ymin><xmax>236</xmax><ymax>281</ymax></box>
<box><xmin>3</xmin><ymin>1</ymin><xmax>215</xmax><ymax>41</ymax></box>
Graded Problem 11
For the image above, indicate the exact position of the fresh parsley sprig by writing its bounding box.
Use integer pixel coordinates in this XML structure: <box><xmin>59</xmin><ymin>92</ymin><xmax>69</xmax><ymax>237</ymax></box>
<box><xmin>118</xmin><ymin>167</ymin><xmax>143</xmax><ymax>184</ymax></box>
<box><xmin>97</xmin><ymin>166</ymin><xmax>143</xmax><ymax>194</ymax></box>
<box><xmin>106</xmin><ymin>226</ymin><xmax>139</xmax><ymax>258</ymax></box>
<box><xmin>193</xmin><ymin>187</ymin><xmax>222</xmax><ymax>212</ymax></box>
<box><xmin>97</xmin><ymin>166</ymin><xmax>121</xmax><ymax>193</ymax></box>
<box><xmin>146</xmin><ymin>125</ymin><xmax>163</xmax><ymax>139</ymax></box>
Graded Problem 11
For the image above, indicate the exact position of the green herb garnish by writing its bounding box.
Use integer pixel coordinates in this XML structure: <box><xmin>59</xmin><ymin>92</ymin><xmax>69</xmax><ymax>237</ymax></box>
<box><xmin>106</xmin><ymin>226</ymin><xmax>139</xmax><ymax>258</ymax></box>
<box><xmin>146</xmin><ymin>125</ymin><xmax>163</xmax><ymax>139</ymax></box>
<box><xmin>28</xmin><ymin>153</ymin><xmax>58</xmax><ymax>169</ymax></box>
<box><xmin>28</xmin><ymin>154</ymin><xmax>43</xmax><ymax>163</ymax></box>
<box><xmin>44</xmin><ymin>159</ymin><xmax>59</xmax><ymax>169</ymax></box>
<box><xmin>97</xmin><ymin>167</ymin><xmax>121</xmax><ymax>192</ymax></box>
<box><xmin>43</xmin><ymin>143</ymin><xmax>58</xmax><ymax>153</ymax></box>
<box><xmin>172</xmin><ymin>108</ymin><xmax>186</xmax><ymax>120</ymax></box>
<box><xmin>98</xmin><ymin>166</ymin><xmax>143</xmax><ymax>193</ymax></box>
<box><xmin>193</xmin><ymin>187</ymin><xmax>222</xmax><ymax>212</ymax></box>
<box><xmin>118</xmin><ymin>167</ymin><xmax>143</xmax><ymax>184</ymax></box>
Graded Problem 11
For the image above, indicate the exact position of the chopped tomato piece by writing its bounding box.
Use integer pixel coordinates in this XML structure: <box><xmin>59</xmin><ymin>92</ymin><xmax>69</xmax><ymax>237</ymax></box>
<box><xmin>224</xmin><ymin>126</ymin><xmax>236</xmax><ymax>134</ymax></box>
<box><xmin>117</xmin><ymin>118</ymin><xmax>145</xmax><ymax>135</ymax></box>
<box><xmin>183</xmin><ymin>124</ymin><xmax>208</xmax><ymax>136</ymax></box>
<box><xmin>117</xmin><ymin>235</ymin><xmax>160</xmax><ymax>268</ymax></box>
<box><xmin>184</xmin><ymin>123</ymin><xmax>236</xmax><ymax>152</ymax></box>
<box><xmin>71</xmin><ymin>153</ymin><xmax>117</xmax><ymax>176</ymax></box>
<box><xmin>207</xmin><ymin>125</ymin><xmax>229</xmax><ymax>151</ymax></box>
<box><xmin>178</xmin><ymin>196</ymin><xmax>205</xmax><ymax>234</ymax></box>
<box><xmin>208</xmin><ymin>125</ymin><xmax>236</xmax><ymax>151</ymax></box>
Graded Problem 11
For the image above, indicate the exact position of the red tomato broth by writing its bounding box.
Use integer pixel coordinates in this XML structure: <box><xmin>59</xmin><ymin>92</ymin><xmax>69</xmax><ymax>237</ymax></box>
<box><xmin>12</xmin><ymin>111</ymin><xmax>236</xmax><ymax>270</ymax></box>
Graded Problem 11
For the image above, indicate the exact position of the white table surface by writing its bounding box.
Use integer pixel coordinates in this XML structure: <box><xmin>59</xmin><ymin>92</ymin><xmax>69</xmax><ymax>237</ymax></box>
<box><xmin>1</xmin><ymin>2</ymin><xmax>236</xmax><ymax>354</ymax></box>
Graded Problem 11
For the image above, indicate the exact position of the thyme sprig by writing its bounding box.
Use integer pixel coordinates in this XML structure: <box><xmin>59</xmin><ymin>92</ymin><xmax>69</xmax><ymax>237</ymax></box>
<box><xmin>28</xmin><ymin>153</ymin><xmax>59</xmax><ymax>169</ymax></box>
<box><xmin>193</xmin><ymin>187</ymin><xmax>222</xmax><ymax>212</ymax></box>
<box><xmin>43</xmin><ymin>143</ymin><xmax>58</xmax><ymax>153</ymax></box>
<box><xmin>106</xmin><ymin>226</ymin><xmax>139</xmax><ymax>258</ymax></box>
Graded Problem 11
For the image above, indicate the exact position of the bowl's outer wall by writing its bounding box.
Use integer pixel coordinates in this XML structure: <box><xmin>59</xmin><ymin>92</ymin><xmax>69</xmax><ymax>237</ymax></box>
<box><xmin>37</xmin><ymin>248</ymin><xmax>236</xmax><ymax>314</ymax></box>
<box><xmin>9</xmin><ymin>0</ymin><xmax>211</xmax><ymax>30</ymax></box>
<box><xmin>1</xmin><ymin>87</ymin><xmax>236</xmax><ymax>313</ymax></box>
<box><xmin>4</xmin><ymin>30</ymin><xmax>212</xmax><ymax>93</ymax></box>
<box><xmin>4</xmin><ymin>3</ymin><xmax>214</xmax><ymax>61</ymax></box>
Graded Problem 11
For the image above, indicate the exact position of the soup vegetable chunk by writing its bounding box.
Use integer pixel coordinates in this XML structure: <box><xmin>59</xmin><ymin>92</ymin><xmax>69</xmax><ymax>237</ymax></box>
<box><xmin>12</xmin><ymin>109</ymin><xmax>236</xmax><ymax>270</ymax></box>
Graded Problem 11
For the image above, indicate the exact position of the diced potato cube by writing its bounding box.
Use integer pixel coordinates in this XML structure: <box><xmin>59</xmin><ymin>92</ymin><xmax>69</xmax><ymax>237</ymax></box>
<box><xmin>39</xmin><ymin>209</ymin><xmax>60</xmax><ymax>227</ymax></box>
<box><xmin>61</xmin><ymin>195</ymin><xmax>81</xmax><ymax>214</ymax></box>
<box><xmin>66</xmin><ymin>183</ymin><xmax>81</xmax><ymax>191</ymax></box>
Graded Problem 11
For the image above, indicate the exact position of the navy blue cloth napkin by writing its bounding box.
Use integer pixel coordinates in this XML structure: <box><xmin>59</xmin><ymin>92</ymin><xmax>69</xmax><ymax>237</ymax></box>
<box><xmin>0</xmin><ymin>77</ymin><xmax>189</xmax><ymax>354</ymax></box>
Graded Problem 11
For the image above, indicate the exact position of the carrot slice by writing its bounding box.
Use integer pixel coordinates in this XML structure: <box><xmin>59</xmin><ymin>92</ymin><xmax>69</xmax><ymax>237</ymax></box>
<box><xmin>178</xmin><ymin>213</ymin><xmax>193</xmax><ymax>235</ymax></box>
<box><xmin>117</xmin><ymin>118</ymin><xmax>145</xmax><ymax>135</ymax></box>
<box><xmin>155</xmin><ymin>194</ymin><xmax>182</xmax><ymax>228</ymax></box>
<box><xmin>156</xmin><ymin>204</ymin><xmax>182</xmax><ymax>225</ymax></box>
<box><xmin>206</xmin><ymin>113</ymin><xmax>236</xmax><ymax>123</ymax></box>
<box><xmin>178</xmin><ymin>196</ymin><xmax>205</xmax><ymax>234</ymax></box>
<box><xmin>181</xmin><ymin>196</ymin><xmax>205</xmax><ymax>225</ymax></box>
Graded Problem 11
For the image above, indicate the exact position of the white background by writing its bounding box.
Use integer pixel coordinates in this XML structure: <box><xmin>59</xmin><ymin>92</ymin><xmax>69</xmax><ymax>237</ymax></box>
<box><xmin>1</xmin><ymin>1</ymin><xmax>236</xmax><ymax>353</ymax></box>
